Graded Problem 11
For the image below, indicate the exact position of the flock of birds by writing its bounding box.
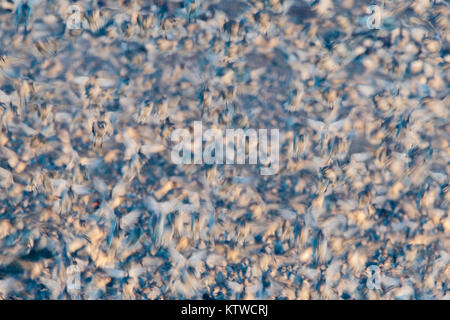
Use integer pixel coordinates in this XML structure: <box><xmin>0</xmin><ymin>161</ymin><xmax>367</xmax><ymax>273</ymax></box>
<box><xmin>0</xmin><ymin>0</ymin><xmax>448</xmax><ymax>299</ymax></box>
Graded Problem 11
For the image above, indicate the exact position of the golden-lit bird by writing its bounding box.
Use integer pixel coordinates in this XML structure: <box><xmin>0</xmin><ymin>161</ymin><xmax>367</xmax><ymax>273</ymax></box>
<box><xmin>137</xmin><ymin>99</ymin><xmax>154</xmax><ymax>124</ymax></box>
<box><xmin>322</xmin><ymin>87</ymin><xmax>340</xmax><ymax>110</ymax></box>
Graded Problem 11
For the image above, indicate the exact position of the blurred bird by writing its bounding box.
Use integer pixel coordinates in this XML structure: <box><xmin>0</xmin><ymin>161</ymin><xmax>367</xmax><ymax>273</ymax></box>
<box><xmin>13</xmin><ymin>78</ymin><xmax>35</xmax><ymax>111</ymax></box>
<box><xmin>322</xmin><ymin>87</ymin><xmax>341</xmax><ymax>110</ymax></box>
<box><xmin>153</xmin><ymin>96</ymin><xmax>169</xmax><ymax>122</ymax></box>
<box><xmin>0</xmin><ymin>51</ymin><xmax>28</xmax><ymax>80</ymax></box>
<box><xmin>160</xmin><ymin>16</ymin><xmax>180</xmax><ymax>39</ymax></box>
<box><xmin>33</xmin><ymin>38</ymin><xmax>58</xmax><ymax>58</ymax></box>
<box><xmin>184</xmin><ymin>0</ymin><xmax>199</xmax><ymax>23</ymax></box>
<box><xmin>254</xmin><ymin>10</ymin><xmax>271</xmax><ymax>35</ymax></box>
<box><xmin>0</xmin><ymin>167</ymin><xmax>13</xmax><ymax>189</ymax></box>
<box><xmin>137</xmin><ymin>12</ymin><xmax>155</xmax><ymax>36</ymax></box>
<box><xmin>15</xmin><ymin>0</ymin><xmax>31</xmax><ymax>34</ymax></box>
<box><xmin>307</xmin><ymin>118</ymin><xmax>346</xmax><ymax>156</ymax></box>
<box><xmin>90</xmin><ymin>115</ymin><xmax>113</xmax><ymax>149</ymax></box>
<box><xmin>292</xmin><ymin>133</ymin><xmax>309</xmax><ymax>160</ymax></box>
<box><xmin>137</xmin><ymin>99</ymin><xmax>154</xmax><ymax>124</ymax></box>
<box><xmin>223</xmin><ymin>19</ymin><xmax>244</xmax><ymax>41</ymax></box>
<box><xmin>157</xmin><ymin>117</ymin><xmax>175</xmax><ymax>142</ymax></box>
<box><xmin>284</xmin><ymin>86</ymin><xmax>304</xmax><ymax>112</ymax></box>
<box><xmin>0</xmin><ymin>102</ymin><xmax>13</xmax><ymax>130</ymax></box>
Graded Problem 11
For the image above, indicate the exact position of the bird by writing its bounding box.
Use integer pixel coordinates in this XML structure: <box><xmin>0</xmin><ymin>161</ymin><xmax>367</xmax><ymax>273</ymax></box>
<box><xmin>284</xmin><ymin>85</ymin><xmax>304</xmax><ymax>112</ymax></box>
<box><xmin>291</xmin><ymin>133</ymin><xmax>309</xmax><ymax>160</ymax></box>
<box><xmin>15</xmin><ymin>0</ymin><xmax>31</xmax><ymax>34</ymax></box>
<box><xmin>306</xmin><ymin>118</ymin><xmax>347</xmax><ymax>157</ymax></box>
<box><xmin>184</xmin><ymin>0</ymin><xmax>199</xmax><ymax>23</ymax></box>
<box><xmin>198</xmin><ymin>84</ymin><xmax>212</xmax><ymax>116</ymax></box>
<box><xmin>0</xmin><ymin>167</ymin><xmax>13</xmax><ymax>189</ymax></box>
<box><xmin>90</xmin><ymin>115</ymin><xmax>113</xmax><ymax>149</ymax></box>
<box><xmin>137</xmin><ymin>99</ymin><xmax>154</xmax><ymax>124</ymax></box>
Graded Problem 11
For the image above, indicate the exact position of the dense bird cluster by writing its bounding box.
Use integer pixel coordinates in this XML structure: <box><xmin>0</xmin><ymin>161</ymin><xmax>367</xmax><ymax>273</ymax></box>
<box><xmin>0</xmin><ymin>0</ymin><xmax>449</xmax><ymax>299</ymax></box>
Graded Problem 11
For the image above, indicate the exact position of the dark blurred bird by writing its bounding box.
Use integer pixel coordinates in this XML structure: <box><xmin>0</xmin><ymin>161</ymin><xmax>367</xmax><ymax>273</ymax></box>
<box><xmin>15</xmin><ymin>0</ymin><xmax>31</xmax><ymax>34</ymax></box>
<box><xmin>184</xmin><ymin>0</ymin><xmax>199</xmax><ymax>23</ymax></box>
<box><xmin>137</xmin><ymin>13</ymin><xmax>155</xmax><ymax>35</ymax></box>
